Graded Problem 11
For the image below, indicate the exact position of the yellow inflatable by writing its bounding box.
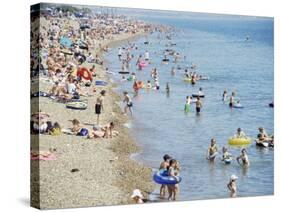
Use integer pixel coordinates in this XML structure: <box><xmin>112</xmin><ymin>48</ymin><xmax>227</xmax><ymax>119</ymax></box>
<box><xmin>228</xmin><ymin>137</ymin><xmax>251</xmax><ymax>145</ymax></box>
<box><xmin>183</xmin><ymin>78</ymin><xmax>192</xmax><ymax>82</ymax></box>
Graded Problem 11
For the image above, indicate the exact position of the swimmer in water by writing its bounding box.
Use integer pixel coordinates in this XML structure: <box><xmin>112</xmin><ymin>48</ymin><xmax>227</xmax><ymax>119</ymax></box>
<box><xmin>221</xmin><ymin>147</ymin><xmax>232</xmax><ymax>162</ymax></box>
<box><xmin>166</xmin><ymin>82</ymin><xmax>170</xmax><ymax>93</ymax></box>
<box><xmin>159</xmin><ymin>154</ymin><xmax>172</xmax><ymax>198</ymax></box>
<box><xmin>234</xmin><ymin>128</ymin><xmax>246</xmax><ymax>138</ymax></box>
<box><xmin>195</xmin><ymin>97</ymin><xmax>202</xmax><ymax>115</ymax></box>
<box><xmin>229</xmin><ymin>91</ymin><xmax>236</xmax><ymax>107</ymax></box>
<box><xmin>237</xmin><ymin>148</ymin><xmax>250</xmax><ymax>167</ymax></box>
<box><xmin>227</xmin><ymin>175</ymin><xmax>238</xmax><ymax>197</ymax></box>
<box><xmin>222</xmin><ymin>90</ymin><xmax>227</xmax><ymax>101</ymax></box>
<box><xmin>184</xmin><ymin>96</ymin><xmax>191</xmax><ymax>112</ymax></box>
<box><xmin>206</xmin><ymin>138</ymin><xmax>218</xmax><ymax>161</ymax></box>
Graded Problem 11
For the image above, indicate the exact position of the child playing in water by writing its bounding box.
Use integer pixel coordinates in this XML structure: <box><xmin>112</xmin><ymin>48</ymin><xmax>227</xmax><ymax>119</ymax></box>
<box><xmin>221</xmin><ymin>147</ymin><xmax>232</xmax><ymax>162</ymax></box>
<box><xmin>227</xmin><ymin>175</ymin><xmax>238</xmax><ymax>197</ymax></box>
<box><xmin>237</xmin><ymin>148</ymin><xmax>250</xmax><ymax>166</ymax></box>
<box><xmin>234</xmin><ymin>128</ymin><xmax>246</xmax><ymax>138</ymax></box>
<box><xmin>123</xmin><ymin>91</ymin><xmax>133</xmax><ymax>116</ymax></box>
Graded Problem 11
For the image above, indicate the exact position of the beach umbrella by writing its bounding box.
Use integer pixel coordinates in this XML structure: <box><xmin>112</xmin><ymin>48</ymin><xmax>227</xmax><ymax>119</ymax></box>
<box><xmin>60</xmin><ymin>36</ymin><xmax>72</xmax><ymax>48</ymax></box>
<box><xmin>31</xmin><ymin>112</ymin><xmax>50</xmax><ymax>123</ymax></box>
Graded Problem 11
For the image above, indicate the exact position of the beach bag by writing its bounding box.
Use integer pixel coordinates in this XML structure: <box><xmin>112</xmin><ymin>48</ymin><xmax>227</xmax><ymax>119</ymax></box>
<box><xmin>77</xmin><ymin>128</ymin><xmax>88</xmax><ymax>136</ymax></box>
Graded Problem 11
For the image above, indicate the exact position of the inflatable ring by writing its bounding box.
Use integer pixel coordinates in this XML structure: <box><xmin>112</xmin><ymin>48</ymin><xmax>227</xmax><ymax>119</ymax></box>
<box><xmin>192</xmin><ymin>94</ymin><xmax>205</xmax><ymax>98</ymax></box>
<box><xmin>233</xmin><ymin>104</ymin><xmax>244</xmax><ymax>108</ymax></box>
<box><xmin>77</xmin><ymin>67</ymin><xmax>92</xmax><ymax>81</ymax></box>
<box><xmin>95</xmin><ymin>80</ymin><xmax>108</xmax><ymax>86</ymax></box>
<box><xmin>228</xmin><ymin>137</ymin><xmax>251</xmax><ymax>145</ymax></box>
<box><xmin>183</xmin><ymin>78</ymin><xmax>192</xmax><ymax>82</ymax></box>
<box><xmin>118</xmin><ymin>71</ymin><xmax>130</xmax><ymax>74</ymax></box>
<box><xmin>66</xmin><ymin>101</ymin><xmax>87</xmax><ymax>110</ymax></box>
<box><xmin>138</xmin><ymin>61</ymin><xmax>148</xmax><ymax>69</ymax></box>
<box><xmin>61</xmin><ymin>49</ymin><xmax>73</xmax><ymax>55</ymax></box>
<box><xmin>153</xmin><ymin>170</ymin><xmax>182</xmax><ymax>185</ymax></box>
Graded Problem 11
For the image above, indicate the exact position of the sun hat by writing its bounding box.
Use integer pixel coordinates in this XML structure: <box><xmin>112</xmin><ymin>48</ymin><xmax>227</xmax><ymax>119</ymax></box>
<box><xmin>131</xmin><ymin>189</ymin><xmax>143</xmax><ymax>199</ymax></box>
<box><xmin>230</xmin><ymin>175</ymin><xmax>238</xmax><ymax>181</ymax></box>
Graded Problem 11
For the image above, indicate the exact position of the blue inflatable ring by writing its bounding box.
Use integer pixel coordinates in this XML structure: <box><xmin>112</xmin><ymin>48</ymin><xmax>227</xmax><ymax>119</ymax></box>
<box><xmin>153</xmin><ymin>169</ymin><xmax>182</xmax><ymax>185</ymax></box>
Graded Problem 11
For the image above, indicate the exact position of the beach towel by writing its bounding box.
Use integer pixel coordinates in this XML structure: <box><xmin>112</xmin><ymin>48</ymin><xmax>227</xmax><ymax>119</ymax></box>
<box><xmin>31</xmin><ymin>152</ymin><xmax>56</xmax><ymax>161</ymax></box>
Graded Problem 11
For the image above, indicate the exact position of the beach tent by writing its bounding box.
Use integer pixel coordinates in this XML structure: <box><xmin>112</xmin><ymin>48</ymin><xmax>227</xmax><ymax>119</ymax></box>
<box><xmin>60</xmin><ymin>36</ymin><xmax>72</xmax><ymax>48</ymax></box>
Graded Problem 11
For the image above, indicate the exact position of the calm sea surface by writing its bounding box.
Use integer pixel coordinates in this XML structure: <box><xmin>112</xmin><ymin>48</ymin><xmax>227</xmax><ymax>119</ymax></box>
<box><xmin>105</xmin><ymin>10</ymin><xmax>274</xmax><ymax>200</ymax></box>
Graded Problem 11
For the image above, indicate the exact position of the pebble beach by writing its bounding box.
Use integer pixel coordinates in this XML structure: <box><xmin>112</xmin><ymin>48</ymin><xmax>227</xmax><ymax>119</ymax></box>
<box><xmin>31</xmin><ymin>6</ymin><xmax>155</xmax><ymax>209</ymax></box>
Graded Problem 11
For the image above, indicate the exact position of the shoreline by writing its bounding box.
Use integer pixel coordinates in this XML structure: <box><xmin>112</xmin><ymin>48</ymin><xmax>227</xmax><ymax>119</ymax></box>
<box><xmin>32</xmin><ymin>17</ymin><xmax>155</xmax><ymax>208</ymax></box>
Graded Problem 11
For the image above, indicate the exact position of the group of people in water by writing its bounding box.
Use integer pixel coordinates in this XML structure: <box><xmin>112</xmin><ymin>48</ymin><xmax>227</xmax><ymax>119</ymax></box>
<box><xmin>112</xmin><ymin>29</ymin><xmax>274</xmax><ymax>200</ymax></box>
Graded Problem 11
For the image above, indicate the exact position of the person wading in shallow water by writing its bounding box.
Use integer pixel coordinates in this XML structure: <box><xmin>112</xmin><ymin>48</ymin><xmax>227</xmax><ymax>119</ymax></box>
<box><xmin>95</xmin><ymin>90</ymin><xmax>106</xmax><ymax>125</ymax></box>
<box><xmin>123</xmin><ymin>91</ymin><xmax>133</xmax><ymax>116</ymax></box>
<box><xmin>227</xmin><ymin>175</ymin><xmax>238</xmax><ymax>197</ymax></box>
<box><xmin>206</xmin><ymin>138</ymin><xmax>218</xmax><ymax>162</ymax></box>
<box><xmin>159</xmin><ymin>154</ymin><xmax>172</xmax><ymax>198</ymax></box>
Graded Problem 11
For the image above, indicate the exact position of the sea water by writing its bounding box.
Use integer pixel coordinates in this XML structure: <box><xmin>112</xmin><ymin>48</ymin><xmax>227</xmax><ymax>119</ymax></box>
<box><xmin>105</xmin><ymin>10</ymin><xmax>274</xmax><ymax>201</ymax></box>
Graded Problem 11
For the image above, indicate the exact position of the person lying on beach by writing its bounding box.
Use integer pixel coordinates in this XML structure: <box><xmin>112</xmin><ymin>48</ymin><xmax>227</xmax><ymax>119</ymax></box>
<box><xmin>49</xmin><ymin>81</ymin><xmax>68</xmax><ymax>97</ymax></box>
<box><xmin>234</xmin><ymin>128</ymin><xmax>246</xmax><ymax>138</ymax></box>
<box><xmin>131</xmin><ymin>189</ymin><xmax>144</xmax><ymax>204</ymax></box>
<box><xmin>237</xmin><ymin>148</ymin><xmax>250</xmax><ymax>167</ymax></box>
<box><xmin>123</xmin><ymin>91</ymin><xmax>133</xmax><ymax>116</ymax></box>
<box><xmin>159</xmin><ymin>154</ymin><xmax>172</xmax><ymax>198</ymax></box>
<box><xmin>87</xmin><ymin>122</ymin><xmax>118</xmax><ymax>139</ymax></box>
<box><xmin>227</xmin><ymin>175</ymin><xmax>238</xmax><ymax>197</ymax></box>
<box><xmin>206</xmin><ymin>138</ymin><xmax>218</xmax><ymax>161</ymax></box>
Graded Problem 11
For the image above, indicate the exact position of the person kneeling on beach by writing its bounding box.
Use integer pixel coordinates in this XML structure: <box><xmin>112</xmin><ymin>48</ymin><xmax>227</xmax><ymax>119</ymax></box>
<box><xmin>159</xmin><ymin>154</ymin><xmax>172</xmax><ymax>198</ymax></box>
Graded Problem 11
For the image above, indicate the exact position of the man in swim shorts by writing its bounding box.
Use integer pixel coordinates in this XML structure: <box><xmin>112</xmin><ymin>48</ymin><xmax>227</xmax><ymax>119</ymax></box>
<box><xmin>195</xmin><ymin>97</ymin><xmax>202</xmax><ymax>114</ymax></box>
